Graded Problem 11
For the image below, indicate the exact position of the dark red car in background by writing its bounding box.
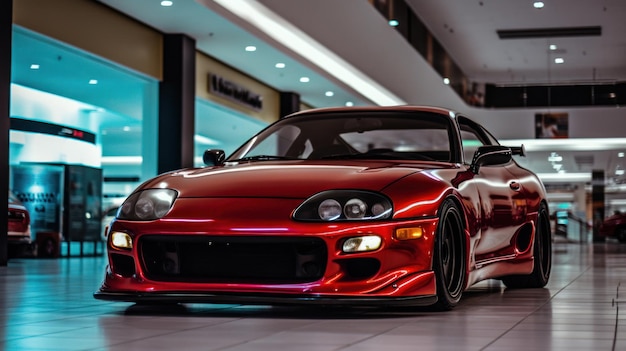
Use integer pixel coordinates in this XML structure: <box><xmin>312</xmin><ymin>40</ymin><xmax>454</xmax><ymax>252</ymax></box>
<box><xmin>8</xmin><ymin>190</ymin><xmax>32</xmax><ymax>246</ymax></box>
<box><xmin>598</xmin><ymin>212</ymin><xmax>626</xmax><ymax>242</ymax></box>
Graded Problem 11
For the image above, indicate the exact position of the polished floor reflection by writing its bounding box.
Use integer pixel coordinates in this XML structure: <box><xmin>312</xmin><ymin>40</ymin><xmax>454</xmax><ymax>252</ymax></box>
<box><xmin>1</xmin><ymin>240</ymin><xmax>625</xmax><ymax>351</ymax></box>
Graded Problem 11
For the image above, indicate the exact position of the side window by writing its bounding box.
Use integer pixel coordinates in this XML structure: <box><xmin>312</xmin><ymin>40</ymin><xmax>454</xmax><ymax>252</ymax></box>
<box><xmin>460</xmin><ymin>129</ymin><xmax>484</xmax><ymax>164</ymax></box>
<box><xmin>458</xmin><ymin>116</ymin><xmax>500</xmax><ymax>164</ymax></box>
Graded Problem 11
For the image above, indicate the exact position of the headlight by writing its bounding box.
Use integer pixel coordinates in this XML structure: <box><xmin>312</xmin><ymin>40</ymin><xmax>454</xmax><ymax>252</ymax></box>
<box><xmin>293</xmin><ymin>190</ymin><xmax>392</xmax><ymax>221</ymax></box>
<box><xmin>117</xmin><ymin>189</ymin><xmax>178</xmax><ymax>221</ymax></box>
<box><xmin>110</xmin><ymin>231</ymin><xmax>133</xmax><ymax>249</ymax></box>
<box><xmin>343</xmin><ymin>235</ymin><xmax>382</xmax><ymax>253</ymax></box>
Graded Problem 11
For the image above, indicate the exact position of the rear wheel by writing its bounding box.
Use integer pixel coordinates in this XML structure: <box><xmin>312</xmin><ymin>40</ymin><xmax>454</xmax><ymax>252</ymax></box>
<box><xmin>616</xmin><ymin>227</ymin><xmax>626</xmax><ymax>243</ymax></box>
<box><xmin>502</xmin><ymin>203</ymin><xmax>551</xmax><ymax>288</ymax></box>
<box><xmin>432</xmin><ymin>199</ymin><xmax>466</xmax><ymax>310</ymax></box>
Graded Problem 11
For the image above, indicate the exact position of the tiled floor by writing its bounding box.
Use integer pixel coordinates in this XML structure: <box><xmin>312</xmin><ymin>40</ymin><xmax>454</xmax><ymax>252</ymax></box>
<box><xmin>1</xmin><ymin>240</ymin><xmax>625</xmax><ymax>351</ymax></box>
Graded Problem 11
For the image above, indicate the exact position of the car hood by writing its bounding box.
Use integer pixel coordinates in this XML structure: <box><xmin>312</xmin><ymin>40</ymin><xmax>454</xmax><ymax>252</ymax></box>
<box><xmin>142</xmin><ymin>160</ymin><xmax>448</xmax><ymax>198</ymax></box>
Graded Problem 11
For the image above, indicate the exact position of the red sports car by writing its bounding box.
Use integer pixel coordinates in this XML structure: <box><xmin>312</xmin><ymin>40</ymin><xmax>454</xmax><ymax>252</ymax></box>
<box><xmin>598</xmin><ymin>212</ymin><xmax>626</xmax><ymax>242</ymax></box>
<box><xmin>95</xmin><ymin>106</ymin><xmax>551</xmax><ymax>310</ymax></box>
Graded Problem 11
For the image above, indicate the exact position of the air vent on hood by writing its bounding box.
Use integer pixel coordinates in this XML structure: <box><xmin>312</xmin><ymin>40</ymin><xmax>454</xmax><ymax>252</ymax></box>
<box><xmin>497</xmin><ymin>26</ymin><xmax>601</xmax><ymax>39</ymax></box>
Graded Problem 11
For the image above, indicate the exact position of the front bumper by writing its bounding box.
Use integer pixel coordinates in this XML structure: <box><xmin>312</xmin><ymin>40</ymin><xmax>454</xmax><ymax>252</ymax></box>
<box><xmin>96</xmin><ymin>196</ymin><xmax>441</xmax><ymax>306</ymax></box>
<box><xmin>93</xmin><ymin>287</ymin><xmax>438</xmax><ymax>307</ymax></box>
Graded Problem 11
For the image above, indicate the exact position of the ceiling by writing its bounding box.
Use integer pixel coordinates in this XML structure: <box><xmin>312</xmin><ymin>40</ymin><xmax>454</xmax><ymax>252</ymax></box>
<box><xmin>406</xmin><ymin>0</ymin><xmax>626</xmax><ymax>85</ymax></box>
<box><xmin>10</xmin><ymin>0</ymin><xmax>626</xmax><ymax>208</ymax></box>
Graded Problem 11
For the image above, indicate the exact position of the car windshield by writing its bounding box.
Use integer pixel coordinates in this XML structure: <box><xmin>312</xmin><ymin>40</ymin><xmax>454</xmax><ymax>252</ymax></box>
<box><xmin>227</xmin><ymin>111</ymin><xmax>456</xmax><ymax>162</ymax></box>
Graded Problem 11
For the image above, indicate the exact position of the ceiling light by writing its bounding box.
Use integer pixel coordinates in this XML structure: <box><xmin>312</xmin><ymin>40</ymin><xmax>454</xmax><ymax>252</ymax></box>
<box><xmin>275</xmin><ymin>62</ymin><xmax>285</xmax><ymax>68</ymax></box>
<box><xmin>554</xmin><ymin>57</ymin><xmax>564</xmax><ymax>64</ymax></box>
<box><xmin>619</xmin><ymin>152</ymin><xmax>625</xmax><ymax>158</ymax></box>
<box><xmin>212</xmin><ymin>0</ymin><xmax>406</xmax><ymax>106</ymax></box>
<box><xmin>388</xmin><ymin>19</ymin><xmax>399</xmax><ymax>27</ymax></box>
<box><xmin>549</xmin><ymin>44</ymin><xmax>557</xmax><ymax>50</ymax></box>
<box><xmin>299</xmin><ymin>77</ymin><xmax>310</xmax><ymax>83</ymax></box>
<box><xmin>616</xmin><ymin>169</ymin><xmax>625</xmax><ymax>176</ymax></box>
<box><xmin>123</xmin><ymin>126</ymin><xmax>131</xmax><ymax>132</ymax></box>
<box><xmin>533</xmin><ymin>2</ymin><xmax>545</xmax><ymax>9</ymax></box>
<box><xmin>88</xmin><ymin>79</ymin><xmax>98</xmax><ymax>85</ymax></box>
<box><xmin>30</xmin><ymin>64</ymin><xmax>40</xmax><ymax>70</ymax></box>
<box><xmin>500</xmin><ymin>138</ymin><xmax>626</xmax><ymax>152</ymax></box>
<box><xmin>548</xmin><ymin>153</ymin><xmax>563</xmax><ymax>162</ymax></box>
<box><xmin>325</xmin><ymin>91</ymin><xmax>334</xmax><ymax>97</ymax></box>
<box><xmin>345</xmin><ymin>101</ymin><xmax>354</xmax><ymax>106</ymax></box>
<box><xmin>443</xmin><ymin>77</ymin><xmax>450</xmax><ymax>85</ymax></box>
<box><xmin>160</xmin><ymin>1</ymin><xmax>173</xmax><ymax>6</ymax></box>
<box><xmin>194</xmin><ymin>134</ymin><xmax>220</xmax><ymax>145</ymax></box>
<box><xmin>245</xmin><ymin>46</ymin><xmax>257</xmax><ymax>52</ymax></box>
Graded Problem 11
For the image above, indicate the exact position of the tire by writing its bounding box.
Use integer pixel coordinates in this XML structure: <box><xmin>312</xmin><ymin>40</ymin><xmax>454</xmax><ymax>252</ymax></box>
<box><xmin>616</xmin><ymin>228</ymin><xmax>626</xmax><ymax>243</ymax></box>
<box><xmin>432</xmin><ymin>199</ymin><xmax>466</xmax><ymax>310</ymax></box>
<box><xmin>502</xmin><ymin>203</ymin><xmax>552</xmax><ymax>289</ymax></box>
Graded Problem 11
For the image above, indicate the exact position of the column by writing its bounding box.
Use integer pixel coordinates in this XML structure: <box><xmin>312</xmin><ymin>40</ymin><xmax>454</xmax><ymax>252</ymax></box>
<box><xmin>0</xmin><ymin>0</ymin><xmax>13</xmax><ymax>265</ymax></box>
<box><xmin>591</xmin><ymin>170</ymin><xmax>605</xmax><ymax>242</ymax></box>
<box><xmin>280</xmin><ymin>92</ymin><xmax>300</xmax><ymax>118</ymax></box>
<box><xmin>157</xmin><ymin>34</ymin><xmax>196</xmax><ymax>174</ymax></box>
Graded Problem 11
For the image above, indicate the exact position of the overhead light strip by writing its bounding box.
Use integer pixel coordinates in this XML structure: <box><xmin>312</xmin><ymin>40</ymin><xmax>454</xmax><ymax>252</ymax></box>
<box><xmin>497</xmin><ymin>26</ymin><xmax>601</xmax><ymax>39</ymax></box>
<box><xmin>500</xmin><ymin>138</ymin><xmax>626</xmax><ymax>152</ymax></box>
<box><xmin>211</xmin><ymin>0</ymin><xmax>406</xmax><ymax>106</ymax></box>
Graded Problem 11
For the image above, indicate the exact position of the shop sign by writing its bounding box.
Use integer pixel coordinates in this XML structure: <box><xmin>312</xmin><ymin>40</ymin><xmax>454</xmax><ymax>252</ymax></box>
<box><xmin>209</xmin><ymin>74</ymin><xmax>263</xmax><ymax>110</ymax></box>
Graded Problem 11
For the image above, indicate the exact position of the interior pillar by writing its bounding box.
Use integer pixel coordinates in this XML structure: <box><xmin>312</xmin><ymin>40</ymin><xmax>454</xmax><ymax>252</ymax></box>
<box><xmin>0</xmin><ymin>0</ymin><xmax>13</xmax><ymax>266</ymax></box>
<box><xmin>158</xmin><ymin>34</ymin><xmax>196</xmax><ymax>174</ymax></box>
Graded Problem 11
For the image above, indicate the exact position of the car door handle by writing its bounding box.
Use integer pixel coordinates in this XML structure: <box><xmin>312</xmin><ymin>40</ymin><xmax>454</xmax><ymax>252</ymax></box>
<box><xmin>509</xmin><ymin>181</ymin><xmax>521</xmax><ymax>191</ymax></box>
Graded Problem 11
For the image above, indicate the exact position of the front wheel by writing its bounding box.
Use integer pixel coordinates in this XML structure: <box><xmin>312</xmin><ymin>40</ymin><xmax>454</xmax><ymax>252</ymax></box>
<box><xmin>502</xmin><ymin>203</ymin><xmax>552</xmax><ymax>288</ymax></box>
<box><xmin>432</xmin><ymin>199</ymin><xmax>466</xmax><ymax>310</ymax></box>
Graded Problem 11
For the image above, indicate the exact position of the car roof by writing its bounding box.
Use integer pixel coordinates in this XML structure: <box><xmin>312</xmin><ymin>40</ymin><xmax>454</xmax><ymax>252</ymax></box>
<box><xmin>285</xmin><ymin>105</ymin><xmax>458</xmax><ymax>120</ymax></box>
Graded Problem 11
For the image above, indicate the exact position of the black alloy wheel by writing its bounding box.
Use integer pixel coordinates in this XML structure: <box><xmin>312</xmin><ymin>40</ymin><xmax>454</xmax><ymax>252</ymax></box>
<box><xmin>432</xmin><ymin>199</ymin><xmax>466</xmax><ymax>310</ymax></box>
<box><xmin>616</xmin><ymin>227</ymin><xmax>626</xmax><ymax>243</ymax></box>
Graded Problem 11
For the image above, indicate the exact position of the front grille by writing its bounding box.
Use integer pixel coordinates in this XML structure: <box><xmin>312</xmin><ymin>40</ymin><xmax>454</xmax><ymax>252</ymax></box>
<box><xmin>139</xmin><ymin>235</ymin><xmax>327</xmax><ymax>284</ymax></box>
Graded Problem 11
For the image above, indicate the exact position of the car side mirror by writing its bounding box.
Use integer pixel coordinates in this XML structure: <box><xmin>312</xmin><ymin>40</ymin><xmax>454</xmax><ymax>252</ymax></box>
<box><xmin>470</xmin><ymin>145</ymin><xmax>513</xmax><ymax>174</ymax></box>
<box><xmin>509</xmin><ymin>144</ymin><xmax>526</xmax><ymax>157</ymax></box>
<box><xmin>203</xmin><ymin>149</ymin><xmax>226</xmax><ymax>166</ymax></box>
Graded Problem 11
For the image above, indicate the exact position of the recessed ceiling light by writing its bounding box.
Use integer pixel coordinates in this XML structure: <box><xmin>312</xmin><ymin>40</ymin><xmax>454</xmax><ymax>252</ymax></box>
<box><xmin>345</xmin><ymin>101</ymin><xmax>354</xmax><ymax>107</ymax></box>
<box><xmin>618</xmin><ymin>152</ymin><xmax>625</xmax><ymax>158</ymax></box>
<box><xmin>299</xmin><ymin>77</ymin><xmax>310</xmax><ymax>83</ymax></box>
<box><xmin>325</xmin><ymin>91</ymin><xmax>334</xmax><ymax>97</ymax></box>
<box><xmin>160</xmin><ymin>1</ymin><xmax>173</xmax><ymax>6</ymax></box>
<box><xmin>213</xmin><ymin>0</ymin><xmax>406</xmax><ymax>106</ymax></box>
<box><xmin>533</xmin><ymin>2</ymin><xmax>545</xmax><ymax>9</ymax></box>
<box><xmin>245</xmin><ymin>46</ymin><xmax>257</xmax><ymax>52</ymax></box>
<box><xmin>88</xmin><ymin>79</ymin><xmax>98</xmax><ymax>85</ymax></box>
<box><xmin>388</xmin><ymin>19</ymin><xmax>399</xmax><ymax>27</ymax></box>
<box><xmin>443</xmin><ymin>77</ymin><xmax>450</xmax><ymax>85</ymax></box>
<box><xmin>30</xmin><ymin>64</ymin><xmax>40</xmax><ymax>70</ymax></box>
<box><xmin>275</xmin><ymin>62</ymin><xmax>285</xmax><ymax>68</ymax></box>
<box><xmin>554</xmin><ymin>57</ymin><xmax>564</xmax><ymax>64</ymax></box>
<box><xmin>549</xmin><ymin>44</ymin><xmax>557</xmax><ymax>50</ymax></box>
<box><xmin>123</xmin><ymin>126</ymin><xmax>131</xmax><ymax>132</ymax></box>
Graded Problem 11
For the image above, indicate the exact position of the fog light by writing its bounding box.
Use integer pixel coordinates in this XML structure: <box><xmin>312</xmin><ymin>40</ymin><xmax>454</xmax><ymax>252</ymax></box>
<box><xmin>395</xmin><ymin>227</ymin><xmax>424</xmax><ymax>240</ymax></box>
<box><xmin>343</xmin><ymin>235</ymin><xmax>382</xmax><ymax>253</ymax></box>
<box><xmin>111</xmin><ymin>232</ymin><xmax>133</xmax><ymax>249</ymax></box>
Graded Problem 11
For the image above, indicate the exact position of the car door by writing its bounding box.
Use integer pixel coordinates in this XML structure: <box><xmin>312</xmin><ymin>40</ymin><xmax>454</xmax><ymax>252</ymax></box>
<box><xmin>457</xmin><ymin>117</ymin><xmax>528</xmax><ymax>259</ymax></box>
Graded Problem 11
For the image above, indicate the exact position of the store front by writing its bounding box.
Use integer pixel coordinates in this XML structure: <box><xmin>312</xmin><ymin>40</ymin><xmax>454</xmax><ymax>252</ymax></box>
<box><xmin>9</xmin><ymin>26</ymin><xmax>279</xmax><ymax>256</ymax></box>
